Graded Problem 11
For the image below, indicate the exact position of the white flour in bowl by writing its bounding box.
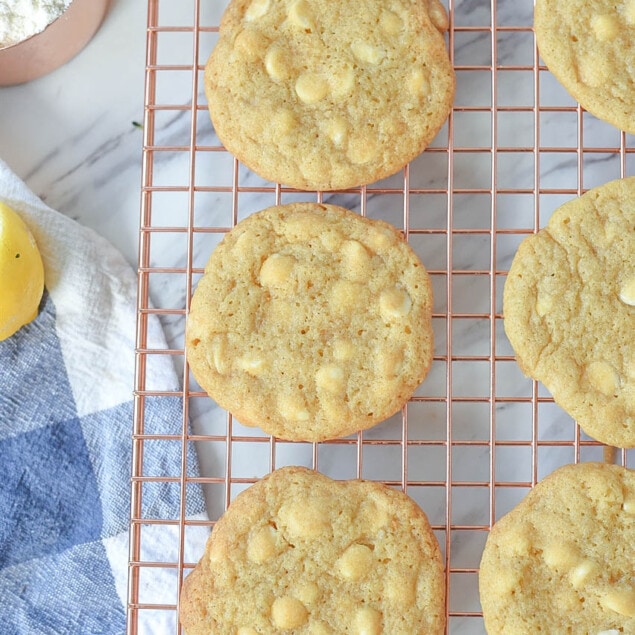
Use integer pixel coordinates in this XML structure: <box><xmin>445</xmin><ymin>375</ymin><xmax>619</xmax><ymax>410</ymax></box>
<box><xmin>0</xmin><ymin>0</ymin><xmax>72</xmax><ymax>47</ymax></box>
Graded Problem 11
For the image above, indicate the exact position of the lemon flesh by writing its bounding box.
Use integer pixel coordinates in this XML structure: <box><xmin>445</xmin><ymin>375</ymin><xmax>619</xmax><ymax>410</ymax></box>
<box><xmin>0</xmin><ymin>202</ymin><xmax>45</xmax><ymax>341</ymax></box>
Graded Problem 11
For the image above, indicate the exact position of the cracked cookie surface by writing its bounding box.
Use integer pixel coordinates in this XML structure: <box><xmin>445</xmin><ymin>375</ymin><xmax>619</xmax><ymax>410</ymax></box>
<box><xmin>180</xmin><ymin>466</ymin><xmax>445</xmax><ymax>635</ymax></box>
<box><xmin>479</xmin><ymin>462</ymin><xmax>635</xmax><ymax>634</ymax></box>
<box><xmin>186</xmin><ymin>202</ymin><xmax>433</xmax><ymax>442</ymax></box>
<box><xmin>204</xmin><ymin>0</ymin><xmax>455</xmax><ymax>190</ymax></box>
<box><xmin>503</xmin><ymin>176</ymin><xmax>635</xmax><ymax>448</ymax></box>
<box><xmin>535</xmin><ymin>0</ymin><xmax>635</xmax><ymax>133</ymax></box>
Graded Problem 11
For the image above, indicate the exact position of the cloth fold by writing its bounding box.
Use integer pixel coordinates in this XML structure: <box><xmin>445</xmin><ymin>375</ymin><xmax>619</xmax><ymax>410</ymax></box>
<box><xmin>0</xmin><ymin>160</ymin><xmax>206</xmax><ymax>634</ymax></box>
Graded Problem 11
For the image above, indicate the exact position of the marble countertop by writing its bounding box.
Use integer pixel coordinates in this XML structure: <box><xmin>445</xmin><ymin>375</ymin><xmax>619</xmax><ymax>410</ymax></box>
<box><xmin>0</xmin><ymin>0</ymin><xmax>148</xmax><ymax>265</ymax></box>
<box><xmin>1</xmin><ymin>1</ymin><xmax>632</xmax><ymax>632</ymax></box>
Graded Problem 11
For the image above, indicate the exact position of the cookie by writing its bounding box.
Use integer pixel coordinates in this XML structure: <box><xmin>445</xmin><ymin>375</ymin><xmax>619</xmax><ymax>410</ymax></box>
<box><xmin>503</xmin><ymin>177</ymin><xmax>635</xmax><ymax>448</ymax></box>
<box><xmin>186</xmin><ymin>202</ymin><xmax>434</xmax><ymax>442</ymax></box>
<box><xmin>204</xmin><ymin>0</ymin><xmax>455</xmax><ymax>191</ymax></box>
<box><xmin>180</xmin><ymin>466</ymin><xmax>446</xmax><ymax>635</ymax></box>
<box><xmin>479</xmin><ymin>462</ymin><xmax>635</xmax><ymax>634</ymax></box>
<box><xmin>534</xmin><ymin>0</ymin><xmax>635</xmax><ymax>133</ymax></box>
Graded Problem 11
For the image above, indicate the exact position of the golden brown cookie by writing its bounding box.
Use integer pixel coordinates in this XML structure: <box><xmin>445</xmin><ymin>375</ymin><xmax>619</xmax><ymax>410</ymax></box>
<box><xmin>503</xmin><ymin>177</ymin><xmax>635</xmax><ymax>448</ymax></box>
<box><xmin>180</xmin><ymin>466</ymin><xmax>446</xmax><ymax>635</ymax></box>
<box><xmin>534</xmin><ymin>0</ymin><xmax>635</xmax><ymax>133</ymax></box>
<box><xmin>479</xmin><ymin>462</ymin><xmax>635</xmax><ymax>634</ymax></box>
<box><xmin>186</xmin><ymin>202</ymin><xmax>433</xmax><ymax>442</ymax></box>
<box><xmin>204</xmin><ymin>0</ymin><xmax>455</xmax><ymax>190</ymax></box>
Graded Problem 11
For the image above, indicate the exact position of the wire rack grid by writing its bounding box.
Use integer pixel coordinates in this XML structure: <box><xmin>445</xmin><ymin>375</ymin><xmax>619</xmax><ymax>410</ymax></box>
<box><xmin>129</xmin><ymin>1</ymin><xmax>634</xmax><ymax>633</ymax></box>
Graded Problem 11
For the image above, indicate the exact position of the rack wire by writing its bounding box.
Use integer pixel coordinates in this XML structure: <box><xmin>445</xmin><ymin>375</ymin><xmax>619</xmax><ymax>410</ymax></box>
<box><xmin>129</xmin><ymin>1</ymin><xmax>634</xmax><ymax>633</ymax></box>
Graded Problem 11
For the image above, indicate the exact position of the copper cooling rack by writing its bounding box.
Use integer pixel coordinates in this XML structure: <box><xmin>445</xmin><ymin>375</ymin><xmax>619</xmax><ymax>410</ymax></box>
<box><xmin>129</xmin><ymin>1</ymin><xmax>634</xmax><ymax>633</ymax></box>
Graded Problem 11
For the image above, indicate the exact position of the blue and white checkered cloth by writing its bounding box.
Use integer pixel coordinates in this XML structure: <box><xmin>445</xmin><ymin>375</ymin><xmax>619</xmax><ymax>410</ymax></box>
<box><xmin>0</xmin><ymin>160</ymin><xmax>206</xmax><ymax>634</ymax></box>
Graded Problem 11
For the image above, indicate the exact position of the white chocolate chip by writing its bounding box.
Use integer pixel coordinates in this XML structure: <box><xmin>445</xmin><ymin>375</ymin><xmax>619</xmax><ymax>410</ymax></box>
<box><xmin>361</xmin><ymin>497</ymin><xmax>390</xmax><ymax>532</ymax></box>
<box><xmin>283</xmin><ymin>211</ymin><xmax>331</xmax><ymax>240</ymax></box>
<box><xmin>245</xmin><ymin>0</ymin><xmax>270</xmax><ymax>21</ymax></box>
<box><xmin>623</xmin><ymin>496</ymin><xmax>635</xmax><ymax>515</ymax></box>
<box><xmin>385</xmin><ymin>574</ymin><xmax>416</xmax><ymax>606</ymax></box>
<box><xmin>543</xmin><ymin>542</ymin><xmax>580</xmax><ymax>571</ymax></box>
<box><xmin>287</xmin><ymin>0</ymin><xmax>316</xmax><ymax>31</ymax></box>
<box><xmin>299</xmin><ymin>154</ymin><xmax>330</xmax><ymax>185</ymax></box>
<box><xmin>353</xmin><ymin>607</ymin><xmax>382</xmax><ymax>635</ymax></box>
<box><xmin>233</xmin><ymin>230</ymin><xmax>253</xmax><ymax>258</ymax></box>
<box><xmin>341</xmin><ymin>240</ymin><xmax>372</xmax><ymax>282</ymax></box>
<box><xmin>501</xmin><ymin>526</ymin><xmax>531</xmax><ymax>556</ymax></box>
<box><xmin>308</xmin><ymin>622</ymin><xmax>332</xmax><ymax>635</ymax></box>
<box><xmin>408</xmin><ymin>68</ymin><xmax>430</xmax><ymax>97</ymax></box>
<box><xmin>347</xmin><ymin>134</ymin><xmax>378</xmax><ymax>165</ymax></box>
<box><xmin>378</xmin><ymin>348</ymin><xmax>404</xmax><ymax>379</ymax></box>
<box><xmin>320</xmin><ymin>229</ymin><xmax>342</xmax><ymax>251</ymax></box>
<box><xmin>379</xmin><ymin>9</ymin><xmax>402</xmax><ymax>35</ymax></box>
<box><xmin>278</xmin><ymin>501</ymin><xmax>330</xmax><ymax>539</ymax></box>
<box><xmin>271</xmin><ymin>108</ymin><xmax>297</xmax><ymax>136</ymax></box>
<box><xmin>326</xmin><ymin>116</ymin><xmax>349</xmax><ymax>148</ymax></box>
<box><xmin>336</xmin><ymin>544</ymin><xmax>374</xmax><ymax>580</ymax></box>
<box><xmin>597</xmin><ymin>630</ymin><xmax>620</xmax><ymax>635</ymax></box>
<box><xmin>319</xmin><ymin>397</ymin><xmax>349</xmax><ymax>421</ymax></box>
<box><xmin>380</xmin><ymin>287</ymin><xmax>412</xmax><ymax>320</ymax></box>
<box><xmin>587</xmin><ymin>361</ymin><xmax>620</xmax><ymax>396</ymax></box>
<box><xmin>600</xmin><ymin>588</ymin><xmax>635</xmax><ymax>617</ymax></box>
<box><xmin>265</xmin><ymin>46</ymin><xmax>291</xmax><ymax>81</ymax></box>
<box><xmin>316</xmin><ymin>364</ymin><xmax>345</xmax><ymax>395</ymax></box>
<box><xmin>591</xmin><ymin>14</ymin><xmax>620</xmax><ymax>41</ymax></box>
<box><xmin>208</xmin><ymin>538</ymin><xmax>228</xmax><ymax>564</ymax></box>
<box><xmin>234</xmin><ymin>28</ymin><xmax>269</xmax><ymax>61</ymax></box>
<box><xmin>535</xmin><ymin>290</ymin><xmax>554</xmax><ymax>317</ymax></box>
<box><xmin>247</xmin><ymin>525</ymin><xmax>278</xmax><ymax>563</ymax></box>
<box><xmin>333</xmin><ymin>339</ymin><xmax>354</xmax><ymax>361</ymax></box>
<box><xmin>278</xmin><ymin>394</ymin><xmax>310</xmax><ymax>422</ymax></box>
<box><xmin>428</xmin><ymin>0</ymin><xmax>449</xmax><ymax>31</ymax></box>
<box><xmin>624</xmin><ymin>0</ymin><xmax>635</xmax><ymax>24</ymax></box>
<box><xmin>207</xmin><ymin>334</ymin><xmax>229</xmax><ymax>375</ymax></box>
<box><xmin>366</xmin><ymin>228</ymin><xmax>394</xmax><ymax>252</ymax></box>
<box><xmin>619</xmin><ymin>277</ymin><xmax>635</xmax><ymax>306</ymax></box>
<box><xmin>296</xmin><ymin>582</ymin><xmax>320</xmax><ymax>605</ymax></box>
<box><xmin>579</xmin><ymin>52</ymin><xmax>610</xmax><ymax>87</ymax></box>
<box><xmin>351</xmin><ymin>41</ymin><xmax>385</xmax><ymax>65</ymax></box>
<box><xmin>237</xmin><ymin>355</ymin><xmax>266</xmax><ymax>377</ymax></box>
<box><xmin>271</xmin><ymin>596</ymin><xmax>308</xmax><ymax>629</ymax></box>
<box><xmin>568</xmin><ymin>559</ymin><xmax>599</xmax><ymax>589</ymax></box>
<box><xmin>260</xmin><ymin>253</ymin><xmax>296</xmax><ymax>289</ymax></box>
<box><xmin>295</xmin><ymin>72</ymin><xmax>329</xmax><ymax>104</ymax></box>
<box><xmin>495</xmin><ymin>569</ymin><xmax>521</xmax><ymax>596</ymax></box>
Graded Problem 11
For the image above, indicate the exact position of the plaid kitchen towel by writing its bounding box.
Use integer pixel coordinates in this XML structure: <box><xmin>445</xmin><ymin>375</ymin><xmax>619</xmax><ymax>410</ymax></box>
<box><xmin>0</xmin><ymin>159</ymin><xmax>207</xmax><ymax>634</ymax></box>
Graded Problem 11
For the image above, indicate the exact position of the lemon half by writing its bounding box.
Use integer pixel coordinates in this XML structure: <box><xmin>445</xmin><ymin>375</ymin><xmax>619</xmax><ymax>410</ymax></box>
<box><xmin>0</xmin><ymin>202</ymin><xmax>45</xmax><ymax>341</ymax></box>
